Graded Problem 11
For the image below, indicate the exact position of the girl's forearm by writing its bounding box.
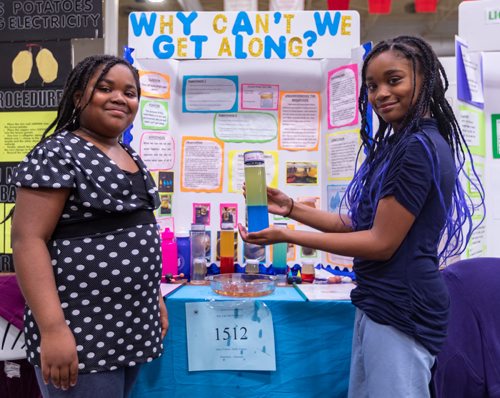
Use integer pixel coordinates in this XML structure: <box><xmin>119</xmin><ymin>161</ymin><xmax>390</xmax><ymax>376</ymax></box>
<box><xmin>283</xmin><ymin>228</ymin><xmax>391</xmax><ymax>261</ymax></box>
<box><xmin>288</xmin><ymin>201</ymin><xmax>352</xmax><ymax>233</ymax></box>
<box><xmin>13</xmin><ymin>238</ymin><xmax>67</xmax><ymax>333</ymax></box>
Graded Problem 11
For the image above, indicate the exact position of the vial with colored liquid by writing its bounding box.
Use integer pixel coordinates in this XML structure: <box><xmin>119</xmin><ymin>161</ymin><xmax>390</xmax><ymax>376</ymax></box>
<box><xmin>301</xmin><ymin>259</ymin><xmax>315</xmax><ymax>283</ymax></box>
<box><xmin>245</xmin><ymin>259</ymin><xmax>260</xmax><ymax>274</ymax></box>
<box><xmin>244</xmin><ymin>151</ymin><xmax>269</xmax><ymax>233</ymax></box>
<box><xmin>219</xmin><ymin>222</ymin><xmax>235</xmax><ymax>274</ymax></box>
<box><xmin>272</xmin><ymin>223</ymin><xmax>288</xmax><ymax>285</ymax></box>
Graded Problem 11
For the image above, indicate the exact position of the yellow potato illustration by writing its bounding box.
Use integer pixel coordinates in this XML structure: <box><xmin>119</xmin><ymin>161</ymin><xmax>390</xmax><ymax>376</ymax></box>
<box><xmin>12</xmin><ymin>49</ymin><xmax>33</xmax><ymax>84</ymax></box>
<box><xmin>36</xmin><ymin>48</ymin><xmax>58</xmax><ymax>84</ymax></box>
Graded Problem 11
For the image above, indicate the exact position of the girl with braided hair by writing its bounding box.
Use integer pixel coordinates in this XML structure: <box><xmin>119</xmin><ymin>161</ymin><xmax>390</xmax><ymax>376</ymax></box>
<box><xmin>239</xmin><ymin>35</ymin><xmax>484</xmax><ymax>396</ymax></box>
<box><xmin>10</xmin><ymin>55</ymin><xmax>168</xmax><ymax>397</ymax></box>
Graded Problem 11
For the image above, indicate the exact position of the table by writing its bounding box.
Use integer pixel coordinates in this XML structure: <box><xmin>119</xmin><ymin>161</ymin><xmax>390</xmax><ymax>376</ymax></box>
<box><xmin>130</xmin><ymin>285</ymin><xmax>356</xmax><ymax>398</ymax></box>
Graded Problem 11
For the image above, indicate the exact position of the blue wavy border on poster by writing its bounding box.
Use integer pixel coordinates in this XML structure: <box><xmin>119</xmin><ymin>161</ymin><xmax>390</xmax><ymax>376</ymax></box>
<box><xmin>122</xmin><ymin>46</ymin><xmax>136</xmax><ymax>145</ymax></box>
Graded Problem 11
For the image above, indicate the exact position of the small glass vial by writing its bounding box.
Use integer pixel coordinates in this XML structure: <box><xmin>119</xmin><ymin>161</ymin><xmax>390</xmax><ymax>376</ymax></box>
<box><xmin>301</xmin><ymin>259</ymin><xmax>315</xmax><ymax>283</ymax></box>
<box><xmin>245</xmin><ymin>259</ymin><xmax>260</xmax><ymax>274</ymax></box>
<box><xmin>190</xmin><ymin>257</ymin><xmax>207</xmax><ymax>285</ymax></box>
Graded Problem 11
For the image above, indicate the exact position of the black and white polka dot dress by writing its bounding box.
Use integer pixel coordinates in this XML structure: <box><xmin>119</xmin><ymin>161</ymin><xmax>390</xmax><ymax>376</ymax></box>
<box><xmin>11</xmin><ymin>130</ymin><xmax>164</xmax><ymax>373</ymax></box>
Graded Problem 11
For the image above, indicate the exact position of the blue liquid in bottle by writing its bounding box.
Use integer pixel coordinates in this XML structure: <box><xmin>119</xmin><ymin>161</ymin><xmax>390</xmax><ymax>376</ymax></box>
<box><xmin>247</xmin><ymin>205</ymin><xmax>269</xmax><ymax>233</ymax></box>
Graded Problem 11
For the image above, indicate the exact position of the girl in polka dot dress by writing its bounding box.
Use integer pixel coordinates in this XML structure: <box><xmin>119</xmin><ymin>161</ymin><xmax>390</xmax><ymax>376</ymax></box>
<box><xmin>10</xmin><ymin>55</ymin><xmax>168</xmax><ymax>397</ymax></box>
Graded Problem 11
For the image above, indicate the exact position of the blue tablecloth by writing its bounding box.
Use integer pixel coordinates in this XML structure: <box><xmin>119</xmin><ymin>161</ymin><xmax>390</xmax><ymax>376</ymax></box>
<box><xmin>131</xmin><ymin>285</ymin><xmax>355</xmax><ymax>398</ymax></box>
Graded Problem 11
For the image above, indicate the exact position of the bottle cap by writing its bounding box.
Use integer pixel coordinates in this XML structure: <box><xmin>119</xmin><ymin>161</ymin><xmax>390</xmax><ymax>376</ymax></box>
<box><xmin>175</xmin><ymin>230</ymin><xmax>190</xmax><ymax>238</ymax></box>
<box><xmin>190</xmin><ymin>223</ymin><xmax>205</xmax><ymax>231</ymax></box>
<box><xmin>221</xmin><ymin>222</ymin><xmax>234</xmax><ymax>230</ymax></box>
<box><xmin>243</xmin><ymin>150</ymin><xmax>265</xmax><ymax>164</ymax></box>
<box><xmin>161</xmin><ymin>228</ymin><xmax>174</xmax><ymax>240</ymax></box>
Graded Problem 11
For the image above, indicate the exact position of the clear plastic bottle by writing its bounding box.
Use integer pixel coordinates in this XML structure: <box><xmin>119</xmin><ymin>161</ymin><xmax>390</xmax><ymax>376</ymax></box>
<box><xmin>176</xmin><ymin>230</ymin><xmax>190</xmax><ymax>280</ymax></box>
<box><xmin>190</xmin><ymin>224</ymin><xmax>207</xmax><ymax>284</ymax></box>
<box><xmin>245</xmin><ymin>259</ymin><xmax>260</xmax><ymax>274</ymax></box>
<box><xmin>244</xmin><ymin>151</ymin><xmax>269</xmax><ymax>232</ymax></box>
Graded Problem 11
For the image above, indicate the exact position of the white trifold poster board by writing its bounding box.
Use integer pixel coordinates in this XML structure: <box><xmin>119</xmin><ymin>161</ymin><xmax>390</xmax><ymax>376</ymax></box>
<box><xmin>458</xmin><ymin>0</ymin><xmax>500</xmax><ymax>258</ymax></box>
<box><xmin>128</xmin><ymin>11</ymin><xmax>361</xmax><ymax>268</ymax></box>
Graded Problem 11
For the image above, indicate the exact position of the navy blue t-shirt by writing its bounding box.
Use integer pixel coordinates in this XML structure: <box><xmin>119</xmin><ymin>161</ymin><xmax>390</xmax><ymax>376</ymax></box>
<box><xmin>351</xmin><ymin>119</ymin><xmax>454</xmax><ymax>355</ymax></box>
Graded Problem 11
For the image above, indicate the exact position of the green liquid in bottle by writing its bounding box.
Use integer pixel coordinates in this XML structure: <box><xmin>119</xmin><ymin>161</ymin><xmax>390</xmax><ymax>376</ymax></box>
<box><xmin>244</xmin><ymin>165</ymin><xmax>267</xmax><ymax>206</ymax></box>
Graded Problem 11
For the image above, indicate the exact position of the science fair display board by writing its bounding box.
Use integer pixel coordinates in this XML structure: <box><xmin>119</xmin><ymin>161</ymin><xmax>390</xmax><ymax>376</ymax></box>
<box><xmin>127</xmin><ymin>10</ymin><xmax>362</xmax><ymax>268</ymax></box>
<box><xmin>457</xmin><ymin>0</ymin><xmax>500</xmax><ymax>258</ymax></box>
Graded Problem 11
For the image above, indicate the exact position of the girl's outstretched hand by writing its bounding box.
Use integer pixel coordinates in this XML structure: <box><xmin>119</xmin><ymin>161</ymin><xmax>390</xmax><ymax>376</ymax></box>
<box><xmin>238</xmin><ymin>223</ymin><xmax>285</xmax><ymax>246</ymax></box>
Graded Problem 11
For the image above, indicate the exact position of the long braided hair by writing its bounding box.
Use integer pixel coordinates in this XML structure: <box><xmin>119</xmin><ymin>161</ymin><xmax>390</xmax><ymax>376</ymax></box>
<box><xmin>1</xmin><ymin>55</ymin><xmax>141</xmax><ymax>224</ymax></box>
<box><xmin>343</xmin><ymin>35</ymin><xmax>485</xmax><ymax>261</ymax></box>
<box><xmin>40</xmin><ymin>54</ymin><xmax>141</xmax><ymax>139</ymax></box>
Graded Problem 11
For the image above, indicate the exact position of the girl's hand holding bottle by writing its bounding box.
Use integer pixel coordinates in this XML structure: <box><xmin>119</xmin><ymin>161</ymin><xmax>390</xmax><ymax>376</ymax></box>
<box><xmin>266</xmin><ymin>187</ymin><xmax>294</xmax><ymax>217</ymax></box>
<box><xmin>242</xmin><ymin>184</ymin><xmax>293</xmax><ymax>217</ymax></box>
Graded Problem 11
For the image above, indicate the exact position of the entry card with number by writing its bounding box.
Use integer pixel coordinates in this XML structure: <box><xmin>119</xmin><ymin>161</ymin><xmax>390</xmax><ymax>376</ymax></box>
<box><xmin>185</xmin><ymin>300</ymin><xmax>276</xmax><ymax>371</ymax></box>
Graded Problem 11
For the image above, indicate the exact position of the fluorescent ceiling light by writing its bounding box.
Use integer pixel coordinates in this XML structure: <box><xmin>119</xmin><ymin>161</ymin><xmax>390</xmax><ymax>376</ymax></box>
<box><xmin>147</xmin><ymin>0</ymin><xmax>166</xmax><ymax>3</ymax></box>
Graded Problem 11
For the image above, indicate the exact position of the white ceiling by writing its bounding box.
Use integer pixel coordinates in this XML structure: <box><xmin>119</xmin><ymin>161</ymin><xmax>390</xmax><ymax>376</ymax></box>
<box><xmin>118</xmin><ymin>0</ymin><xmax>462</xmax><ymax>55</ymax></box>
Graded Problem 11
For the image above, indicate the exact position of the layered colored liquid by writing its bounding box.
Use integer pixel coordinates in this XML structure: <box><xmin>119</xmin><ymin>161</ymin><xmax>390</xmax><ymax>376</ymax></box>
<box><xmin>245</xmin><ymin>165</ymin><xmax>269</xmax><ymax>232</ymax></box>
<box><xmin>272</xmin><ymin>242</ymin><xmax>288</xmax><ymax>274</ymax></box>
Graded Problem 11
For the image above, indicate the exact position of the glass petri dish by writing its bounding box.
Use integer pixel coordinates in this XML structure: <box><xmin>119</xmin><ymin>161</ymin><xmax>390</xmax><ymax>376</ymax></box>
<box><xmin>207</xmin><ymin>273</ymin><xmax>277</xmax><ymax>297</ymax></box>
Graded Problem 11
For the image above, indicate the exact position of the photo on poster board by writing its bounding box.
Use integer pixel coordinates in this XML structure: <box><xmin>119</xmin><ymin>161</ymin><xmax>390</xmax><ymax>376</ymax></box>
<box><xmin>241</xmin><ymin>84</ymin><xmax>279</xmax><ymax>110</ymax></box>
<box><xmin>327</xmin><ymin>184</ymin><xmax>348</xmax><ymax>213</ymax></box>
<box><xmin>160</xmin><ymin>194</ymin><xmax>173</xmax><ymax>216</ymax></box>
<box><xmin>193</xmin><ymin>203</ymin><xmax>211</xmax><ymax>225</ymax></box>
<box><xmin>219</xmin><ymin>203</ymin><xmax>238</xmax><ymax>228</ymax></box>
<box><xmin>301</xmin><ymin>246</ymin><xmax>318</xmax><ymax>258</ymax></box>
<box><xmin>286</xmin><ymin>162</ymin><xmax>318</xmax><ymax>185</ymax></box>
<box><xmin>158</xmin><ymin>171</ymin><xmax>174</xmax><ymax>193</ymax></box>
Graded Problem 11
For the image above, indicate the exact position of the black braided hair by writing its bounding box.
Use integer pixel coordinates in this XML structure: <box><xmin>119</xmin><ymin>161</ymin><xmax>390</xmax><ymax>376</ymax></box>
<box><xmin>344</xmin><ymin>35</ymin><xmax>485</xmax><ymax>261</ymax></box>
<box><xmin>40</xmin><ymin>54</ymin><xmax>141</xmax><ymax>139</ymax></box>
